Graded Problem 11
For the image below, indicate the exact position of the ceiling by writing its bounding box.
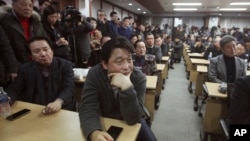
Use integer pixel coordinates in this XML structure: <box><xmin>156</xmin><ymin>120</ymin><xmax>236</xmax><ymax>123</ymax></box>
<box><xmin>104</xmin><ymin>0</ymin><xmax>250</xmax><ymax>17</ymax></box>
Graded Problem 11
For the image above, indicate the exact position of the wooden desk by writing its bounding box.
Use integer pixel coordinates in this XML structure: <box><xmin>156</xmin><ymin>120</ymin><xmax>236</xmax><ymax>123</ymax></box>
<box><xmin>203</xmin><ymin>82</ymin><xmax>228</xmax><ymax>136</ymax></box>
<box><xmin>188</xmin><ymin>53</ymin><xmax>204</xmax><ymax>58</ymax></box>
<box><xmin>74</xmin><ymin>78</ymin><xmax>86</xmax><ymax>101</ymax></box>
<box><xmin>193</xmin><ymin>66</ymin><xmax>208</xmax><ymax>110</ymax></box>
<box><xmin>0</xmin><ymin>101</ymin><xmax>141</xmax><ymax>141</ymax></box>
<box><xmin>205</xmin><ymin>82</ymin><xmax>227</xmax><ymax>98</ymax></box>
<box><xmin>145</xmin><ymin>76</ymin><xmax>157</xmax><ymax>121</ymax></box>
<box><xmin>156</xmin><ymin>64</ymin><xmax>165</xmax><ymax>94</ymax></box>
<box><xmin>161</xmin><ymin>56</ymin><xmax>169</xmax><ymax>79</ymax></box>
<box><xmin>194</xmin><ymin>66</ymin><xmax>208</xmax><ymax>97</ymax></box>
<box><xmin>189</xmin><ymin>59</ymin><xmax>209</xmax><ymax>82</ymax></box>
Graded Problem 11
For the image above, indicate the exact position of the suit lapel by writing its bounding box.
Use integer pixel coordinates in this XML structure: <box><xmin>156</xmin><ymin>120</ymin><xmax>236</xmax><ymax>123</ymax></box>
<box><xmin>219</xmin><ymin>55</ymin><xmax>227</xmax><ymax>81</ymax></box>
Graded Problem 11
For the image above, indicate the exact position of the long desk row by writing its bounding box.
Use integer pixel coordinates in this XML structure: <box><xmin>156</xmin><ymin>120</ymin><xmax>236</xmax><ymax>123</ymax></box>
<box><xmin>0</xmin><ymin>101</ymin><xmax>141</xmax><ymax>141</ymax></box>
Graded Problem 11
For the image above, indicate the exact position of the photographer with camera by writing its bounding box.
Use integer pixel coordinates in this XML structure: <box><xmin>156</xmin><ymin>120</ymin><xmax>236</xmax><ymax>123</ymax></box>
<box><xmin>62</xmin><ymin>6</ymin><xmax>93</xmax><ymax>68</ymax></box>
<box><xmin>42</xmin><ymin>5</ymin><xmax>71</xmax><ymax>61</ymax></box>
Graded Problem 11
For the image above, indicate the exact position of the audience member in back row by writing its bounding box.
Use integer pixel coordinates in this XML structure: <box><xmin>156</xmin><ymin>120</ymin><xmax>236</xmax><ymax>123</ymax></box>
<box><xmin>145</xmin><ymin>33</ymin><xmax>162</xmax><ymax>63</ymax></box>
<box><xmin>203</xmin><ymin>36</ymin><xmax>222</xmax><ymax>59</ymax></box>
<box><xmin>96</xmin><ymin>9</ymin><xmax>112</xmax><ymax>36</ymax></box>
<box><xmin>155</xmin><ymin>34</ymin><xmax>169</xmax><ymax>57</ymax></box>
<box><xmin>7</xmin><ymin>36</ymin><xmax>75</xmax><ymax>113</ymax></box>
<box><xmin>190</xmin><ymin>37</ymin><xmax>206</xmax><ymax>54</ymax></box>
<box><xmin>38</xmin><ymin>0</ymin><xmax>51</xmax><ymax>15</ymax></box>
<box><xmin>0</xmin><ymin>0</ymin><xmax>46</xmax><ymax>66</ymax></box>
<box><xmin>42</xmin><ymin>5</ymin><xmax>71</xmax><ymax>61</ymax></box>
<box><xmin>208</xmin><ymin>35</ymin><xmax>246</xmax><ymax>83</ymax></box>
<box><xmin>118</xmin><ymin>17</ymin><xmax>132</xmax><ymax>40</ymax></box>
<box><xmin>229</xmin><ymin>75</ymin><xmax>250</xmax><ymax>124</ymax></box>
<box><xmin>171</xmin><ymin>36</ymin><xmax>183</xmax><ymax>63</ymax></box>
<box><xmin>133</xmin><ymin>40</ymin><xmax>158</xmax><ymax>75</ymax></box>
<box><xmin>79</xmin><ymin>37</ymin><xmax>157</xmax><ymax>141</ymax></box>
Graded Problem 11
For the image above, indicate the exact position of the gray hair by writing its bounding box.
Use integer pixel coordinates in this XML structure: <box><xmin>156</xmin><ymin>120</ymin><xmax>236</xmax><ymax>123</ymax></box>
<box><xmin>220</xmin><ymin>35</ymin><xmax>237</xmax><ymax>48</ymax></box>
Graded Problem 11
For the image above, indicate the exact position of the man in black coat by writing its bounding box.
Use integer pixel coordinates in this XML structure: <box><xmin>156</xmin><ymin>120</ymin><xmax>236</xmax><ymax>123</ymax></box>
<box><xmin>145</xmin><ymin>33</ymin><xmax>162</xmax><ymax>63</ymax></box>
<box><xmin>7</xmin><ymin>36</ymin><xmax>75</xmax><ymax>114</ymax></box>
<box><xmin>0</xmin><ymin>0</ymin><xmax>46</xmax><ymax>66</ymax></box>
<box><xmin>229</xmin><ymin>75</ymin><xmax>250</xmax><ymax>124</ymax></box>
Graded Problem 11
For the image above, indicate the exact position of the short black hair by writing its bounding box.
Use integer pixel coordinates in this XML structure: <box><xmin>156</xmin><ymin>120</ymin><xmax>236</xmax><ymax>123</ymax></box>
<box><xmin>123</xmin><ymin>16</ymin><xmax>129</xmax><ymax>21</ymax></box>
<box><xmin>42</xmin><ymin>5</ymin><xmax>59</xmax><ymax>19</ymax></box>
<box><xmin>110</xmin><ymin>11</ymin><xmax>117</xmax><ymax>17</ymax></box>
<box><xmin>220</xmin><ymin>35</ymin><xmax>237</xmax><ymax>48</ymax></box>
<box><xmin>27</xmin><ymin>36</ymin><xmax>52</xmax><ymax>54</ymax></box>
<box><xmin>134</xmin><ymin>40</ymin><xmax>144</xmax><ymax>49</ymax></box>
<box><xmin>86</xmin><ymin>17</ymin><xmax>97</xmax><ymax>23</ymax></box>
<box><xmin>0</xmin><ymin>0</ymin><xmax>6</xmax><ymax>6</ymax></box>
<box><xmin>101</xmin><ymin>36</ymin><xmax>135</xmax><ymax>64</ymax></box>
<box><xmin>38</xmin><ymin>0</ymin><xmax>50</xmax><ymax>6</ymax></box>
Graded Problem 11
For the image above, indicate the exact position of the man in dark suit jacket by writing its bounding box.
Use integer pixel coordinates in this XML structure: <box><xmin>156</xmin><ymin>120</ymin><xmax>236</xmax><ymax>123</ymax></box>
<box><xmin>229</xmin><ymin>75</ymin><xmax>250</xmax><ymax>124</ymax></box>
<box><xmin>145</xmin><ymin>33</ymin><xmax>162</xmax><ymax>63</ymax></box>
<box><xmin>7</xmin><ymin>36</ymin><xmax>75</xmax><ymax>114</ymax></box>
<box><xmin>208</xmin><ymin>35</ymin><xmax>246</xmax><ymax>83</ymax></box>
<box><xmin>0</xmin><ymin>0</ymin><xmax>46</xmax><ymax>65</ymax></box>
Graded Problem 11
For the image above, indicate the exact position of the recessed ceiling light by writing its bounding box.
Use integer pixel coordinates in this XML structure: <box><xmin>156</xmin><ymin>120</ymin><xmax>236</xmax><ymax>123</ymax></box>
<box><xmin>219</xmin><ymin>8</ymin><xmax>247</xmax><ymax>11</ymax></box>
<box><xmin>137</xmin><ymin>8</ymin><xmax>141</xmax><ymax>11</ymax></box>
<box><xmin>142</xmin><ymin>11</ymin><xmax>146</xmax><ymax>14</ymax></box>
<box><xmin>172</xmin><ymin>3</ymin><xmax>202</xmax><ymax>6</ymax></box>
<box><xmin>230</xmin><ymin>2</ymin><xmax>250</xmax><ymax>5</ymax></box>
<box><xmin>173</xmin><ymin>8</ymin><xmax>198</xmax><ymax>11</ymax></box>
<box><xmin>128</xmin><ymin>3</ymin><xmax>132</xmax><ymax>6</ymax></box>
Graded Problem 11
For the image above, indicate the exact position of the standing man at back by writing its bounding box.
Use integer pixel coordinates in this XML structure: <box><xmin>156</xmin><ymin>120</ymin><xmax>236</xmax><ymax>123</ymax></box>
<box><xmin>0</xmin><ymin>0</ymin><xmax>46</xmax><ymax>66</ymax></box>
<box><xmin>145</xmin><ymin>33</ymin><xmax>162</xmax><ymax>63</ymax></box>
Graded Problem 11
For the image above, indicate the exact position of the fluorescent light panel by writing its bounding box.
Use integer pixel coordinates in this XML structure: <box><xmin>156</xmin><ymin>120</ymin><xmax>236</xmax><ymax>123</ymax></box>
<box><xmin>172</xmin><ymin>3</ymin><xmax>202</xmax><ymax>6</ymax></box>
<box><xmin>174</xmin><ymin>8</ymin><xmax>198</xmax><ymax>11</ymax></box>
<box><xmin>128</xmin><ymin>3</ymin><xmax>132</xmax><ymax>6</ymax></box>
<box><xmin>230</xmin><ymin>2</ymin><xmax>250</xmax><ymax>5</ymax></box>
<box><xmin>219</xmin><ymin>8</ymin><xmax>247</xmax><ymax>11</ymax></box>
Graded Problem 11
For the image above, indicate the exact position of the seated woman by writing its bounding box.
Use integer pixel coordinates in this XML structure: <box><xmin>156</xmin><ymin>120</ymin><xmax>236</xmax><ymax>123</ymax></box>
<box><xmin>133</xmin><ymin>40</ymin><xmax>158</xmax><ymax>75</ymax></box>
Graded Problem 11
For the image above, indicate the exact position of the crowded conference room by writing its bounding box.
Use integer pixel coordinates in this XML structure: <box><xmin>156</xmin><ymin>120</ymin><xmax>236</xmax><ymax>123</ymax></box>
<box><xmin>1</xmin><ymin>0</ymin><xmax>250</xmax><ymax>141</ymax></box>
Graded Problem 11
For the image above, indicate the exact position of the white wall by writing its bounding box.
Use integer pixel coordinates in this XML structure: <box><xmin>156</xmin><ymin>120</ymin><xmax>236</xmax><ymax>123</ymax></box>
<box><xmin>79</xmin><ymin>0</ymin><xmax>89</xmax><ymax>17</ymax></box>
<box><xmin>220</xmin><ymin>17</ymin><xmax>250</xmax><ymax>31</ymax></box>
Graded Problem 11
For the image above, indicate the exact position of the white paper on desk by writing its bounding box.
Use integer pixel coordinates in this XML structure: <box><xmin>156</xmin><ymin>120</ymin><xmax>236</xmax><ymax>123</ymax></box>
<box><xmin>73</xmin><ymin>68</ymin><xmax>89</xmax><ymax>79</ymax></box>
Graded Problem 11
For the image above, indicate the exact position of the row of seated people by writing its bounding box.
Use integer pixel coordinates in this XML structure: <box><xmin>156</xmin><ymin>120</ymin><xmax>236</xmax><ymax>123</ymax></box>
<box><xmin>188</xmin><ymin>35</ymin><xmax>250</xmax><ymax>127</ymax></box>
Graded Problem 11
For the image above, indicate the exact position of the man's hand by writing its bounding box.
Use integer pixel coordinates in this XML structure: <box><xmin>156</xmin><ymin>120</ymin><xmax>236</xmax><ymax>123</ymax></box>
<box><xmin>56</xmin><ymin>38</ymin><xmax>68</xmax><ymax>46</ymax></box>
<box><xmin>43</xmin><ymin>98</ymin><xmax>63</xmax><ymax>114</ymax></box>
<box><xmin>108</xmin><ymin>73</ymin><xmax>132</xmax><ymax>91</ymax></box>
<box><xmin>90</xmin><ymin>130</ymin><xmax>113</xmax><ymax>141</ymax></box>
<box><xmin>6</xmin><ymin>73</ymin><xmax>17</xmax><ymax>82</ymax></box>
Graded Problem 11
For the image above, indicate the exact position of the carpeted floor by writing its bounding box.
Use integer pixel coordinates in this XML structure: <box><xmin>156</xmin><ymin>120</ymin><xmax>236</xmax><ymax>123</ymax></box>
<box><xmin>151</xmin><ymin>61</ymin><xmax>203</xmax><ymax>141</ymax></box>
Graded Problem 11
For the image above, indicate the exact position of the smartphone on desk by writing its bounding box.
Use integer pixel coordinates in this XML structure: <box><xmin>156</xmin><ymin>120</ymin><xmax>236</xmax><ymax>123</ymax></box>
<box><xmin>107</xmin><ymin>126</ymin><xmax>123</xmax><ymax>140</ymax></box>
<box><xmin>6</xmin><ymin>109</ymin><xmax>31</xmax><ymax>121</ymax></box>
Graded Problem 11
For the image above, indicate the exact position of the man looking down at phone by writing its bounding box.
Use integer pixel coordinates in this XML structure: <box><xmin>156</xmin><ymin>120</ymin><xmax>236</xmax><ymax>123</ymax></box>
<box><xmin>6</xmin><ymin>36</ymin><xmax>75</xmax><ymax>114</ymax></box>
<box><xmin>79</xmin><ymin>37</ymin><xmax>157</xmax><ymax>141</ymax></box>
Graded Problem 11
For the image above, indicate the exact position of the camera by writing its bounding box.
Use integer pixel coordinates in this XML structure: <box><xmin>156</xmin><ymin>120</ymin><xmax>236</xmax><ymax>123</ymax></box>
<box><xmin>62</xmin><ymin>6</ymin><xmax>82</xmax><ymax>28</ymax></box>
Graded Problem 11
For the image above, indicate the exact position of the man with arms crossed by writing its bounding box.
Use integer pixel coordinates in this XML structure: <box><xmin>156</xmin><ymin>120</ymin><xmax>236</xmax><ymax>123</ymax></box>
<box><xmin>79</xmin><ymin>37</ymin><xmax>157</xmax><ymax>141</ymax></box>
